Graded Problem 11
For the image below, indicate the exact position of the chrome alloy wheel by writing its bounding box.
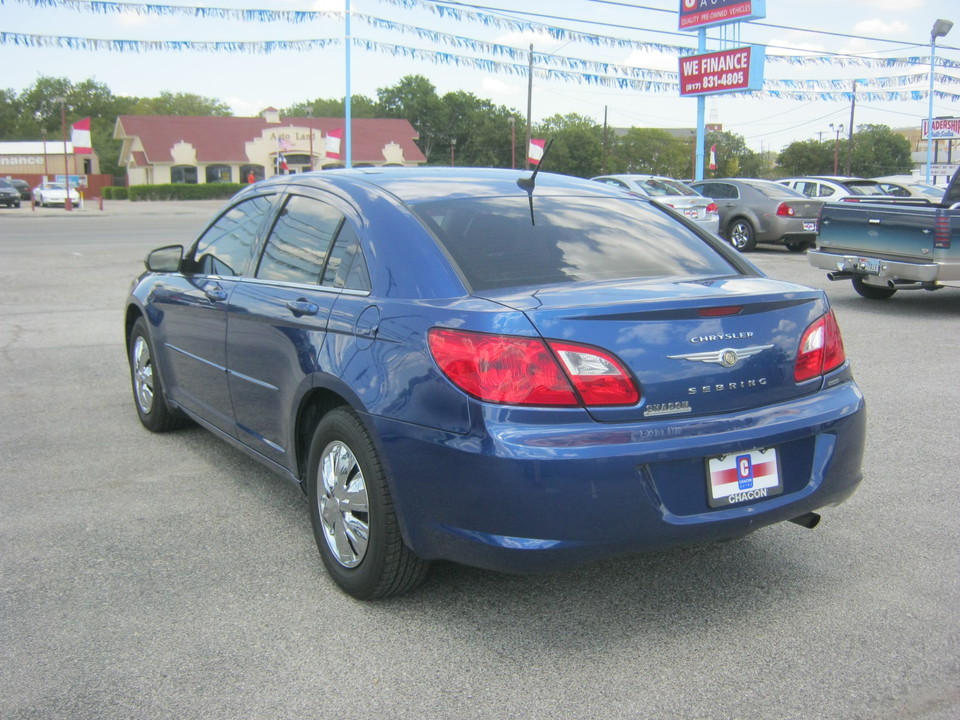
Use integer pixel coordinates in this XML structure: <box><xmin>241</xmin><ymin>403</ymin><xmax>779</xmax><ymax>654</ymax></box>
<box><xmin>318</xmin><ymin>440</ymin><xmax>370</xmax><ymax>568</ymax></box>
<box><xmin>132</xmin><ymin>335</ymin><xmax>155</xmax><ymax>414</ymax></box>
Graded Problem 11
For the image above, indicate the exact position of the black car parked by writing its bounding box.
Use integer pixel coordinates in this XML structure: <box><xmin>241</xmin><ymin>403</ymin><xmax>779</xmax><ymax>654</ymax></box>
<box><xmin>0</xmin><ymin>179</ymin><xmax>22</xmax><ymax>208</ymax></box>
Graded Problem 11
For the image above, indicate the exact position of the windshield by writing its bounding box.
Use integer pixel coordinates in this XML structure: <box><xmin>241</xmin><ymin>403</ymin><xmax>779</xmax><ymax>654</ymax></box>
<box><xmin>411</xmin><ymin>196</ymin><xmax>736</xmax><ymax>291</ymax></box>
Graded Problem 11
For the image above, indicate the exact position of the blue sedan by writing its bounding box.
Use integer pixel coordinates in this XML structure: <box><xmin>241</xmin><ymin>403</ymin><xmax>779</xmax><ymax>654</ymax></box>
<box><xmin>125</xmin><ymin>168</ymin><xmax>865</xmax><ymax>599</ymax></box>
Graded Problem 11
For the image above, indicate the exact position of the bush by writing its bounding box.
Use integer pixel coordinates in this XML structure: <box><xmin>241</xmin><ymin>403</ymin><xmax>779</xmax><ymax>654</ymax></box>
<box><xmin>127</xmin><ymin>183</ymin><xmax>243</xmax><ymax>202</ymax></box>
<box><xmin>111</xmin><ymin>187</ymin><xmax>128</xmax><ymax>200</ymax></box>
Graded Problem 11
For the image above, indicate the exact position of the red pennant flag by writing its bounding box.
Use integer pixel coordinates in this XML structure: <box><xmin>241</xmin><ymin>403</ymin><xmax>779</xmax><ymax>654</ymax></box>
<box><xmin>325</xmin><ymin>128</ymin><xmax>344</xmax><ymax>159</ymax></box>
<box><xmin>71</xmin><ymin>117</ymin><xmax>92</xmax><ymax>155</ymax></box>
<box><xmin>528</xmin><ymin>138</ymin><xmax>546</xmax><ymax>166</ymax></box>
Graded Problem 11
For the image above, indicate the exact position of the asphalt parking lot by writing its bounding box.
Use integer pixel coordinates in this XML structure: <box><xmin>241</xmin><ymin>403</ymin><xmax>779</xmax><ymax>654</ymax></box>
<box><xmin>1</xmin><ymin>199</ymin><xmax>958</xmax><ymax>719</ymax></box>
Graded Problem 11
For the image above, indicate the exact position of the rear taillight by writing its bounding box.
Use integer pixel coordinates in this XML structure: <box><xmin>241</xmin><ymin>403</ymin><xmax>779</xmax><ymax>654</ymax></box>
<box><xmin>428</xmin><ymin>328</ymin><xmax>640</xmax><ymax>407</ymax></box>
<box><xmin>706</xmin><ymin>202</ymin><xmax>719</xmax><ymax>215</ymax></box>
<box><xmin>794</xmin><ymin>310</ymin><xmax>846</xmax><ymax>383</ymax></box>
<box><xmin>934</xmin><ymin>212</ymin><xmax>951</xmax><ymax>249</ymax></box>
<box><xmin>776</xmin><ymin>202</ymin><xmax>796</xmax><ymax>217</ymax></box>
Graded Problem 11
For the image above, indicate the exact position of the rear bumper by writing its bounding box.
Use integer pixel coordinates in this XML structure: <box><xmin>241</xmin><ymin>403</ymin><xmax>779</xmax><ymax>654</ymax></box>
<box><xmin>809</xmin><ymin>249</ymin><xmax>960</xmax><ymax>282</ymax></box>
<box><xmin>372</xmin><ymin>378</ymin><xmax>866</xmax><ymax>573</ymax></box>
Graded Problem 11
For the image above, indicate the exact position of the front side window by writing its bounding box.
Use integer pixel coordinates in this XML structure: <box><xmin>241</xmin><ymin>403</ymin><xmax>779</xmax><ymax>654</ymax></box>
<box><xmin>192</xmin><ymin>195</ymin><xmax>276</xmax><ymax>277</ymax></box>
<box><xmin>256</xmin><ymin>195</ymin><xmax>343</xmax><ymax>284</ymax></box>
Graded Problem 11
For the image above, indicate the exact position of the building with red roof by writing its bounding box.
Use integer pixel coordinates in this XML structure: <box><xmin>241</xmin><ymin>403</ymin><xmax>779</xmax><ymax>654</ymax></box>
<box><xmin>114</xmin><ymin>108</ymin><xmax>426</xmax><ymax>186</ymax></box>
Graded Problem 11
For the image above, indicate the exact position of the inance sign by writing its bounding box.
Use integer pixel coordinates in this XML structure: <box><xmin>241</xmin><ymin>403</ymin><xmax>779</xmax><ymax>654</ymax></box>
<box><xmin>678</xmin><ymin>46</ymin><xmax>765</xmax><ymax>96</ymax></box>
<box><xmin>679</xmin><ymin>0</ymin><xmax>767</xmax><ymax>30</ymax></box>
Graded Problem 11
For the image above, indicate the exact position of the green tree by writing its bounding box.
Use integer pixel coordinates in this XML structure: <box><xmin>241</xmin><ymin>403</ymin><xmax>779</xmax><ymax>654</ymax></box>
<box><xmin>376</xmin><ymin>75</ymin><xmax>446</xmax><ymax>162</ymax></box>
<box><xmin>283</xmin><ymin>96</ymin><xmax>378</xmax><ymax>119</ymax></box>
<box><xmin>846</xmin><ymin>124</ymin><xmax>912</xmax><ymax>177</ymax></box>
<box><xmin>705</xmin><ymin>130</ymin><xmax>759</xmax><ymax>178</ymax></box>
<box><xmin>606</xmin><ymin>128</ymin><xmax>689</xmax><ymax>177</ymax></box>
<box><xmin>440</xmin><ymin>91</ymin><xmax>521</xmax><ymax>168</ymax></box>
<box><xmin>776</xmin><ymin>139</ymin><xmax>834</xmax><ymax>176</ymax></box>
<box><xmin>131</xmin><ymin>91</ymin><xmax>232</xmax><ymax>116</ymax></box>
<box><xmin>533</xmin><ymin>113</ymin><xmax>604</xmax><ymax>177</ymax></box>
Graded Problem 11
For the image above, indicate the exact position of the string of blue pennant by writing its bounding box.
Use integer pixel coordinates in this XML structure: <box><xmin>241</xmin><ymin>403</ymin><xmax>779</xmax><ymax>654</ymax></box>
<box><xmin>4</xmin><ymin>29</ymin><xmax>958</xmax><ymax>103</ymax></box>
<box><xmin>10</xmin><ymin>0</ymin><xmax>960</xmax><ymax>72</ymax></box>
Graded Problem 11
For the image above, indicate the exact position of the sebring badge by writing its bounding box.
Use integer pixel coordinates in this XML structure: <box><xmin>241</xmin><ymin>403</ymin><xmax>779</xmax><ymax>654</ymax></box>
<box><xmin>667</xmin><ymin>344</ymin><xmax>773</xmax><ymax>368</ymax></box>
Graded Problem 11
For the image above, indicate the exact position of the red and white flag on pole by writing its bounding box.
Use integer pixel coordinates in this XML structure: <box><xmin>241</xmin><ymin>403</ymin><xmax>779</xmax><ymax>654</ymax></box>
<box><xmin>528</xmin><ymin>138</ymin><xmax>546</xmax><ymax>166</ymax></box>
<box><xmin>71</xmin><ymin>117</ymin><xmax>92</xmax><ymax>154</ymax></box>
<box><xmin>709</xmin><ymin>144</ymin><xmax>717</xmax><ymax>170</ymax></box>
<box><xmin>325</xmin><ymin>128</ymin><xmax>344</xmax><ymax>159</ymax></box>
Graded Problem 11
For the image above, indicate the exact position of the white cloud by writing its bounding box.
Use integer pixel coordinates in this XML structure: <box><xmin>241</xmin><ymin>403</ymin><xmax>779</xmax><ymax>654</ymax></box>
<box><xmin>624</xmin><ymin>49</ymin><xmax>676</xmax><ymax>72</ymax></box>
<box><xmin>853</xmin><ymin>0</ymin><xmax>923</xmax><ymax>10</ymax></box>
<box><xmin>853</xmin><ymin>19</ymin><xmax>911</xmax><ymax>37</ymax></box>
<box><xmin>482</xmin><ymin>76</ymin><xmax>521</xmax><ymax>98</ymax></box>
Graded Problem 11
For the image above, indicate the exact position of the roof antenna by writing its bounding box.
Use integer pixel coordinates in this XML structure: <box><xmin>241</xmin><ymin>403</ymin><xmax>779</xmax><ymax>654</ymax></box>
<box><xmin>516</xmin><ymin>138</ymin><xmax>553</xmax><ymax>192</ymax></box>
<box><xmin>517</xmin><ymin>139</ymin><xmax>552</xmax><ymax>225</ymax></box>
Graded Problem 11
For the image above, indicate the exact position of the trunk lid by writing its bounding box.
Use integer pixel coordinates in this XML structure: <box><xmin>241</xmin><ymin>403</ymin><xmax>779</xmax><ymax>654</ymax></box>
<box><xmin>484</xmin><ymin>276</ymin><xmax>830</xmax><ymax>422</ymax></box>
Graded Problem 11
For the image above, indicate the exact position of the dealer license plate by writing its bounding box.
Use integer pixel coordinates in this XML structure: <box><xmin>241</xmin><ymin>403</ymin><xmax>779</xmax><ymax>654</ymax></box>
<box><xmin>684</xmin><ymin>208</ymin><xmax>699</xmax><ymax>219</ymax></box>
<box><xmin>803</xmin><ymin>221</ymin><xmax>817</xmax><ymax>231</ymax></box>
<box><xmin>706</xmin><ymin>448</ymin><xmax>782</xmax><ymax>508</ymax></box>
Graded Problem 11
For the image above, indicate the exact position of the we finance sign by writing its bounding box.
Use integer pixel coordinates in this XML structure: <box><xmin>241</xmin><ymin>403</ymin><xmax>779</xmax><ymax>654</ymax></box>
<box><xmin>679</xmin><ymin>0</ymin><xmax>766</xmax><ymax>30</ymax></box>
<box><xmin>679</xmin><ymin>46</ymin><xmax>765</xmax><ymax>96</ymax></box>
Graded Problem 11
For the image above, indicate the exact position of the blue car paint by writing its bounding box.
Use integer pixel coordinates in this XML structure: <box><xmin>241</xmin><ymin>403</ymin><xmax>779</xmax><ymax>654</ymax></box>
<box><xmin>127</xmin><ymin>168</ymin><xmax>865</xmax><ymax>575</ymax></box>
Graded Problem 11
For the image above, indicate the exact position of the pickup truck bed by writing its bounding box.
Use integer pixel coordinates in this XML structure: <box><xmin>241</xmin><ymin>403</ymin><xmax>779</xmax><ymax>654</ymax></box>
<box><xmin>809</xmin><ymin>171</ymin><xmax>960</xmax><ymax>299</ymax></box>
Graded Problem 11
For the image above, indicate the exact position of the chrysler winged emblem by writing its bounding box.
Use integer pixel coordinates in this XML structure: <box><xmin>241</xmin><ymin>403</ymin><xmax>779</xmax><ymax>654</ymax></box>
<box><xmin>668</xmin><ymin>344</ymin><xmax>773</xmax><ymax>368</ymax></box>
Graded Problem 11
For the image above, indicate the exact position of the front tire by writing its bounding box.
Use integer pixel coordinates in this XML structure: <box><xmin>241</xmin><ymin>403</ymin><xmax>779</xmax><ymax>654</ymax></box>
<box><xmin>307</xmin><ymin>408</ymin><xmax>429</xmax><ymax>600</ymax></box>
<box><xmin>852</xmin><ymin>276</ymin><xmax>897</xmax><ymax>299</ymax></box>
<box><xmin>727</xmin><ymin>219</ymin><xmax>757</xmax><ymax>252</ymax></box>
<box><xmin>128</xmin><ymin>317</ymin><xmax>189</xmax><ymax>432</ymax></box>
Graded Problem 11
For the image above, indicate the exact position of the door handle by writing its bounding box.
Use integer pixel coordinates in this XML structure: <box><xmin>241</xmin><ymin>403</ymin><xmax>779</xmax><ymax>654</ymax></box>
<box><xmin>286</xmin><ymin>300</ymin><xmax>320</xmax><ymax>317</ymax></box>
<box><xmin>205</xmin><ymin>285</ymin><xmax>228</xmax><ymax>302</ymax></box>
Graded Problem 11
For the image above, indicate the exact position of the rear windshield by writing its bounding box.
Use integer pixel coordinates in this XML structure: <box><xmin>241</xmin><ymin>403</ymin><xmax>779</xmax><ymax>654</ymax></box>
<box><xmin>639</xmin><ymin>178</ymin><xmax>698</xmax><ymax>197</ymax></box>
<box><xmin>749</xmin><ymin>180</ymin><xmax>806</xmax><ymax>198</ymax></box>
<box><xmin>411</xmin><ymin>196</ymin><xmax>736</xmax><ymax>291</ymax></box>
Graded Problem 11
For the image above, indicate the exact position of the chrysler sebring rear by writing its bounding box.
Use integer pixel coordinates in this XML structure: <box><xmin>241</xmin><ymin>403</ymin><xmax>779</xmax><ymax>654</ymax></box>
<box><xmin>125</xmin><ymin>168</ymin><xmax>865</xmax><ymax>599</ymax></box>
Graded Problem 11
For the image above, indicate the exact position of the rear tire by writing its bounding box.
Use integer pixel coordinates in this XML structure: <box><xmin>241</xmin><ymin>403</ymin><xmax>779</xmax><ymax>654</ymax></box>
<box><xmin>128</xmin><ymin>317</ymin><xmax>190</xmax><ymax>432</ymax></box>
<box><xmin>307</xmin><ymin>408</ymin><xmax>429</xmax><ymax>600</ymax></box>
<box><xmin>727</xmin><ymin>219</ymin><xmax>757</xmax><ymax>252</ymax></box>
<box><xmin>785</xmin><ymin>240</ymin><xmax>809</xmax><ymax>252</ymax></box>
<box><xmin>852</xmin><ymin>276</ymin><xmax>897</xmax><ymax>300</ymax></box>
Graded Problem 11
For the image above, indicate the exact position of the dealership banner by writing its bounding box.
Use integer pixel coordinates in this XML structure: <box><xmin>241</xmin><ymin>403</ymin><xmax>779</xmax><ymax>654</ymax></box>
<box><xmin>679</xmin><ymin>46</ymin><xmax>765</xmax><ymax>96</ymax></box>
<box><xmin>922</xmin><ymin>117</ymin><xmax>960</xmax><ymax>141</ymax></box>
<box><xmin>679</xmin><ymin>0</ymin><xmax>766</xmax><ymax>31</ymax></box>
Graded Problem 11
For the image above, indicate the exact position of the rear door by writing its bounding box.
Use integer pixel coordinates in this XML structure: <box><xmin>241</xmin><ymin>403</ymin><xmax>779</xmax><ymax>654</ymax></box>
<box><xmin>224</xmin><ymin>191</ymin><xmax>363</xmax><ymax>467</ymax></box>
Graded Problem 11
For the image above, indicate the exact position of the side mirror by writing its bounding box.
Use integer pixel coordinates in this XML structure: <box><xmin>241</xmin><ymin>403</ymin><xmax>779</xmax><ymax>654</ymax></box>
<box><xmin>145</xmin><ymin>245</ymin><xmax>184</xmax><ymax>273</ymax></box>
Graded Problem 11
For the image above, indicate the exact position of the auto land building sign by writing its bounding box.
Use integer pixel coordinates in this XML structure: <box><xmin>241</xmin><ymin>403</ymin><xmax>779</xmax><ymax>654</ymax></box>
<box><xmin>679</xmin><ymin>46</ymin><xmax>765</xmax><ymax>96</ymax></box>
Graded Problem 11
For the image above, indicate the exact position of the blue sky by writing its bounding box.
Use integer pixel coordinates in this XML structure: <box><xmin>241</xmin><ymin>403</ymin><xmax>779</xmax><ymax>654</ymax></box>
<box><xmin>2</xmin><ymin>0</ymin><xmax>957</xmax><ymax>152</ymax></box>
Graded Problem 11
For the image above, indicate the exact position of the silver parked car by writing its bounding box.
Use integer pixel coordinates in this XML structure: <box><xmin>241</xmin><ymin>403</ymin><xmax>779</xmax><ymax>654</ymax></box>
<box><xmin>689</xmin><ymin>178</ymin><xmax>824</xmax><ymax>252</ymax></box>
<box><xmin>591</xmin><ymin>174</ymin><xmax>720</xmax><ymax>234</ymax></box>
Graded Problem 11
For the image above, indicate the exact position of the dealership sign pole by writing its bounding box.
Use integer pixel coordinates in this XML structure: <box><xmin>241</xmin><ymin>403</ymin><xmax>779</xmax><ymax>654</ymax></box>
<box><xmin>678</xmin><ymin>0</ymin><xmax>766</xmax><ymax>180</ymax></box>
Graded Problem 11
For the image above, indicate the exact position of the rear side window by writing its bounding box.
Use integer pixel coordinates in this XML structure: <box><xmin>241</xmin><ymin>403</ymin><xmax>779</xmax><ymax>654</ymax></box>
<box><xmin>412</xmin><ymin>196</ymin><xmax>736</xmax><ymax>291</ymax></box>
<box><xmin>193</xmin><ymin>195</ymin><xmax>275</xmax><ymax>276</ymax></box>
<box><xmin>321</xmin><ymin>223</ymin><xmax>370</xmax><ymax>291</ymax></box>
<box><xmin>257</xmin><ymin>195</ymin><xmax>343</xmax><ymax>284</ymax></box>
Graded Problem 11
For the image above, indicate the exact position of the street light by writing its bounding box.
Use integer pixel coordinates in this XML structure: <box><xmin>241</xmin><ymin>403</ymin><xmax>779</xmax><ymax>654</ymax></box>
<box><xmin>926</xmin><ymin>18</ymin><xmax>953</xmax><ymax>184</ymax></box>
<box><xmin>829</xmin><ymin>123</ymin><xmax>844</xmax><ymax>175</ymax></box>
